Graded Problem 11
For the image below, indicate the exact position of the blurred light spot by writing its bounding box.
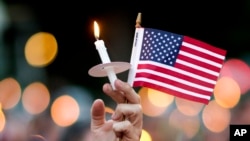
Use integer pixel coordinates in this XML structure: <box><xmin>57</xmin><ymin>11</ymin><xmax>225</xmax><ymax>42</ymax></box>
<box><xmin>220</xmin><ymin>58</ymin><xmax>250</xmax><ymax>94</ymax></box>
<box><xmin>231</xmin><ymin>98</ymin><xmax>250</xmax><ymax>124</ymax></box>
<box><xmin>0</xmin><ymin>104</ymin><xmax>6</xmax><ymax>132</ymax></box>
<box><xmin>25</xmin><ymin>32</ymin><xmax>58</xmax><ymax>67</ymax></box>
<box><xmin>169</xmin><ymin>109</ymin><xmax>200</xmax><ymax>139</ymax></box>
<box><xmin>54</xmin><ymin>85</ymin><xmax>93</xmax><ymax>122</ymax></box>
<box><xmin>105</xmin><ymin>106</ymin><xmax>114</xmax><ymax>114</ymax></box>
<box><xmin>204</xmin><ymin>127</ymin><xmax>229</xmax><ymax>141</ymax></box>
<box><xmin>219</xmin><ymin>62</ymin><xmax>232</xmax><ymax>78</ymax></box>
<box><xmin>214</xmin><ymin>77</ymin><xmax>240</xmax><ymax>108</ymax></box>
<box><xmin>0</xmin><ymin>77</ymin><xmax>21</xmax><ymax>110</ymax></box>
<box><xmin>105</xmin><ymin>106</ymin><xmax>114</xmax><ymax>119</ymax></box>
<box><xmin>51</xmin><ymin>95</ymin><xmax>79</xmax><ymax>127</ymax></box>
<box><xmin>138</xmin><ymin>87</ymin><xmax>167</xmax><ymax>117</ymax></box>
<box><xmin>147</xmin><ymin>88</ymin><xmax>174</xmax><ymax>107</ymax></box>
<box><xmin>0</xmin><ymin>0</ymin><xmax>9</xmax><ymax>33</ymax></box>
<box><xmin>202</xmin><ymin>100</ymin><xmax>230</xmax><ymax>133</ymax></box>
<box><xmin>140</xmin><ymin>129</ymin><xmax>152</xmax><ymax>141</ymax></box>
<box><xmin>175</xmin><ymin>97</ymin><xmax>204</xmax><ymax>116</ymax></box>
<box><xmin>22</xmin><ymin>82</ymin><xmax>50</xmax><ymax>115</ymax></box>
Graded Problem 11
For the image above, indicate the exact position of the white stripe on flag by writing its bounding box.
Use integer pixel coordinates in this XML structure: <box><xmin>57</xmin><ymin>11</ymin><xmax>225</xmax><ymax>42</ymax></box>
<box><xmin>139</xmin><ymin>60</ymin><xmax>217</xmax><ymax>84</ymax></box>
<box><xmin>183</xmin><ymin>41</ymin><xmax>225</xmax><ymax>60</ymax></box>
<box><xmin>134</xmin><ymin>77</ymin><xmax>211</xmax><ymax>100</ymax></box>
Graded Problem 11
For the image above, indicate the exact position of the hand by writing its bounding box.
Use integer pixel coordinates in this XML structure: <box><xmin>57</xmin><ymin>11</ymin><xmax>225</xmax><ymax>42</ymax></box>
<box><xmin>90</xmin><ymin>79</ymin><xmax>142</xmax><ymax>141</ymax></box>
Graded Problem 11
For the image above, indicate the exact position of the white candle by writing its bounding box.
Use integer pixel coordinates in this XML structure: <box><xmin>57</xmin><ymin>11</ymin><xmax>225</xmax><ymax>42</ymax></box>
<box><xmin>94</xmin><ymin>40</ymin><xmax>111</xmax><ymax>63</ymax></box>
<box><xmin>94</xmin><ymin>21</ymin><xmax>117</xmax><ymax>90</ymax></box>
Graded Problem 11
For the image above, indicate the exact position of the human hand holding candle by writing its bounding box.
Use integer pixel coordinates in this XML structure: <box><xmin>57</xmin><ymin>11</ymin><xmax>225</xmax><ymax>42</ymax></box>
<box><xmin>88</xmin><ymin>13</ymin><xmax>142</xmax><ymax>141</ymax></box>
<box><xmin>93</xmin><ymin>21</ymin><xmax>117</xmax><ymax>90</ymax></box>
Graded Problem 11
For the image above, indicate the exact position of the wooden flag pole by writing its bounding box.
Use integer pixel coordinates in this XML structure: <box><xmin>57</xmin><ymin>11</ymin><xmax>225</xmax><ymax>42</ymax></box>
<box><xmin>135</xmin><ymin>12</ymin><xmax>142</xmax><ymax>28</ymax></box>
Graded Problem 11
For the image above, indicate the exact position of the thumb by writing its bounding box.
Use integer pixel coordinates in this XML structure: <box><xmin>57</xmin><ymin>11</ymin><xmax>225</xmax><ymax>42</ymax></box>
<box><xmin>91</xmin><ymin>99</ymin><xmax>106</xmax><ymax>130</ymax></box>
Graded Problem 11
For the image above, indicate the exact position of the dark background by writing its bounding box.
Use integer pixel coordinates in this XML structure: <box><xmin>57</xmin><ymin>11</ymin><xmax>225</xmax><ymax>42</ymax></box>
<box><xmin>2</xmin><ymin>0</ymin><xmax>250</xmax><ymax>91</ymax></box>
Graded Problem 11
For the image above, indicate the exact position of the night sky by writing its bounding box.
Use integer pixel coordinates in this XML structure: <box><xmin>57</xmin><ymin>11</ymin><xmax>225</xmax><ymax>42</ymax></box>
<box><xmin>2</xmin><ymin>0</ymin><xmax>250</xmax><ymax>90</ymax></box>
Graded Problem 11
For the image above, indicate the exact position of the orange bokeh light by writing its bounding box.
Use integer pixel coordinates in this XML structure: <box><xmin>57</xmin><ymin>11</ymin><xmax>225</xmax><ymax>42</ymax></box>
<box><xmin>51</xmin><ymin>95</ymin><xmax>80</xmax><ymax>127</ymax></box>
<box><xmin>25</xmin><ymin>32</ymin><xmax>58</xmax><ymax>67</ymax></box>
<box><xmin>139</xmin><ymin>87</ymin><xmax>167</xmax><ymax>117</ymax></box>
<box><xmin>220</xmin><ymin>59</ymin><xmax>250</xmax><ymax>94</ymax></box>
<box><xmin>147</xmin><ymin>88</ymin><xmax>174</xmax><ymax>108</ymax></box>
<box><xmin>202</xmin><ymin>100</ymin><xmax>231</xmax><ymax>133</ymax></box>
<box><xmin>22</xmin><ymin>82</ymin><xmax>50</xmax><ymax>115</ymax></box>
<box><xmin>0</xmin><ymin>77</ymin><xmax>21</xmax><ymax>110</ymax></box>
<box><xmin>214</xmin><ymin>76</ymin><xmax>241</xmax><ymax>108</ymax></box>
<box><xmin>0</xmin><ymin>107</ymin><xmax>6</xmax><ymax>132</ymax></box>
<box><xmin>105</xmin><ymin>106</ymin><xmax>114</xmax><ymax>114</ymax></box>
<box><xmin>175</xmin><ymin>97</ymin><xmax>204</xmax><ymax>116</ymax></box>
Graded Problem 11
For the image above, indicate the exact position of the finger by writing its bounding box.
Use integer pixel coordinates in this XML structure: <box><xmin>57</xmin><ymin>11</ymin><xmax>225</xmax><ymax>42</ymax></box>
<box><xmin>90</xmin><ymin>99</ymin><xmax>106</xmax><ymax>130</ymax></box>
<box><xmin>103</xmin><ymin>82</ymin><xmax>126</xmax><ymax>103</ymax></box>
<box><xmin>114</xmin><ymin>79</ymin><xmax>140</xmax><ymax>104</ymax></box>
<box><xmin>113</xmin><ymin>120</ymin><xmax>140</xmax><ymax>141</ymax></box>
<box><xmin>112</xmin><ymin>104</ymin><xmax>143</xmax><ymax>127</ymax></box>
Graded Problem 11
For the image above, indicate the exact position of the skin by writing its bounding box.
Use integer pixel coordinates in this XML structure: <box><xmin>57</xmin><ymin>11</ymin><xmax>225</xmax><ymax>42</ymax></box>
<box><xmin>90</xmin><ymin>79</ymin><xmax>142</xmax><ymax>141</ymax></box>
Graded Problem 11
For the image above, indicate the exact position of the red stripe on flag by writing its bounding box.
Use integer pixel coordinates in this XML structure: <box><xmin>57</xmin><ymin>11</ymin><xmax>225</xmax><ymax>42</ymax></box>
<box><xmin>135</xmin><ymin>72</ymin><xmax>213</xmax><ymax>96</ymax></box>
<box><xmin>133</xmin><ymin>81</ymin><xmax>210</xmax><ymax>104</ymax></box>
<box><xmin>183</xmin><ymin>36</ymin><xmax>227</xmax><ymax>56</ymax></box>
<box><xmin>180</xmin><ymin>45</ymin><xmax>225</xmax><ymax>64</ymax></box>
<box><xmin>177</xmin><ymin>54</ymin><xmax>222</xmax><ymax>73</ymax></box>
<box><xmin>137</xmin><ymin>63</ymin><xmax>215</xmax><ymax>88</ymax></box>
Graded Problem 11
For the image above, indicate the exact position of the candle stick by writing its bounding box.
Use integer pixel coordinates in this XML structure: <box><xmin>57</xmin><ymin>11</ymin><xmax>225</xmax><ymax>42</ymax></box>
<box><xmin>93</xmin><ymin>21</ymin><xmax>117</xmax><ymax>90</ymax></box>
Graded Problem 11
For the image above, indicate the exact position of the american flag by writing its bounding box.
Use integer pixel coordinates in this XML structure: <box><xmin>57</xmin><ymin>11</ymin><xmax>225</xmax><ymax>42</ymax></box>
<box><xmin>127</xmin><ymin>28</ymin><xmax>227</xmax><ymax>104</ymax></box>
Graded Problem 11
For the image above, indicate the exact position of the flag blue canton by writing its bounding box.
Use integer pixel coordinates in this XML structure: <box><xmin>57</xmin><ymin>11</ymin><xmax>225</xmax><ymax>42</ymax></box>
<box><xmin>140</xmin><ymin>28</ymin><xmax>184</xmax><ymax>66</ymax></box>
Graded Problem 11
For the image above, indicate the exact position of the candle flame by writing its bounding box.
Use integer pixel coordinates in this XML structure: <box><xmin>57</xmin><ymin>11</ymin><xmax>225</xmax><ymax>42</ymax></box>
<box><xmin>94</xmin><ymin>21</ymin><xmax>99</xmax><ymax>40</ymax></box>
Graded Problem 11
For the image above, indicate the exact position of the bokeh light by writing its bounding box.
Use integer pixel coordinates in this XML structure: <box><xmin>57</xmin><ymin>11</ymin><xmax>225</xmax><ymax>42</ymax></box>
<box><xmin>24</xmin><ymin>32</ymin><xmax>58</xmax><ymax>67</ymax></box>
<box><xmin>138</xmin><ymin>87</ymin><xmax>168</xmax><ymax>117</ymax></box>
<box><xmin>169</xmin><ymin>109</ymin><xmax>200</xmax><ymax>139</ymax></box>
<box><xmin>214</xmin><ymin>76</ymin><xmax>241</xmax><ymax>108</ymax></box>
<box><xmin>22</xmin><ymin>82</ymin><xmax>50</xmax><ymax>115</ymax></box>
<box><xmin>105</xmin><ymin>106</ymin><xmax>114</xmax><ymax>114</ymax></box>
<box><xmin>51</xmin><ymin>95</ymin><xmax>80</xmax><ymax>127</ymax></box>
<box><xmin>231</xmin><ymin>96</ymin><xmax>250</xmax><ymax>124</ymax></box>
<box><xmin>220</xmin><ymin>58</ymin><xmax>250</xmax><ymax>94</ymax></box>
<box><xmin>147</xmin><ymin>88</ymin><xmax>174</xmax><ymax>108</ymax></box>
<box><xmin>175</xmin><ymin>97</ymin><xmax>204</xmax><ymax>116</ymax></box>
<box><xmin>202</xmin><ymin>100</ymin><xmax>231</xmax><ymax>133</ymax></box>
<box><xmin>140</xmin><ymin>129</ymin><xmax>152</xmax><ymax>141</ymax></box>
<box><xmin>0</xmin><ymin>77</ymin><xmax>21</xmax><ymax>110</ymax></box>
<box><xmin>0</xmin><ymin>105</ymin><xmax>6</xmax><ymax>132</ymax></box>
<box><xmin>54</xmin><ymin>85</ymin><xmax>93</xmax><ymax>122</ymax></box>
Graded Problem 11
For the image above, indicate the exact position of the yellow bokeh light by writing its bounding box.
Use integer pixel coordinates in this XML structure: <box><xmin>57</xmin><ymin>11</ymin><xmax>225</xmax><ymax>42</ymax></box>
<box><xmin>147</xmin><ymin>88</ymin><xmax>174</xmax><ymax>108</ymax></box>
<box><xmin>0</xmin><ymin>77</ymin><xmax>21</xmax><ymax>110</ymax></box>
<box><xmin>202</xmin><ymin>100</ymin><xmax>231</xmax><ymax>133</ymax></box>
<box><xmin>25</xmin><ymin>32</ymin><xmax>58</xmax><ymax>67</ymax></box>
<box><xmin>214</xmin><ymin>76</ymin><xmax>241</xmax><ymax>109</ymax></box>
<box><xmin>139</xmin><ymin>87</ymin><xmax>167</xmax><ymax>117</ymax></box>
<box><xmin>140</xmin><ymin>129</ymin><xmax>152</xmax><ymax>141</ymax></box>
<box><xmin>51</xmin><ymin>95</ymin><xmax>80</xmax><ymax>127</ymax></box>
<box><xmin>22</xmin><ymin>82</ymin><xmax>50</xmax><ymax>115</ymax></box>
<box><xmin>175</xmin><ymin>97</ymin><xmax>204</xmax><ymax>116</ymax></box>
<box><xmin>0</xmin><ymin>104</ymin><xmax>6</xmax><ymax>132</ymax></box>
